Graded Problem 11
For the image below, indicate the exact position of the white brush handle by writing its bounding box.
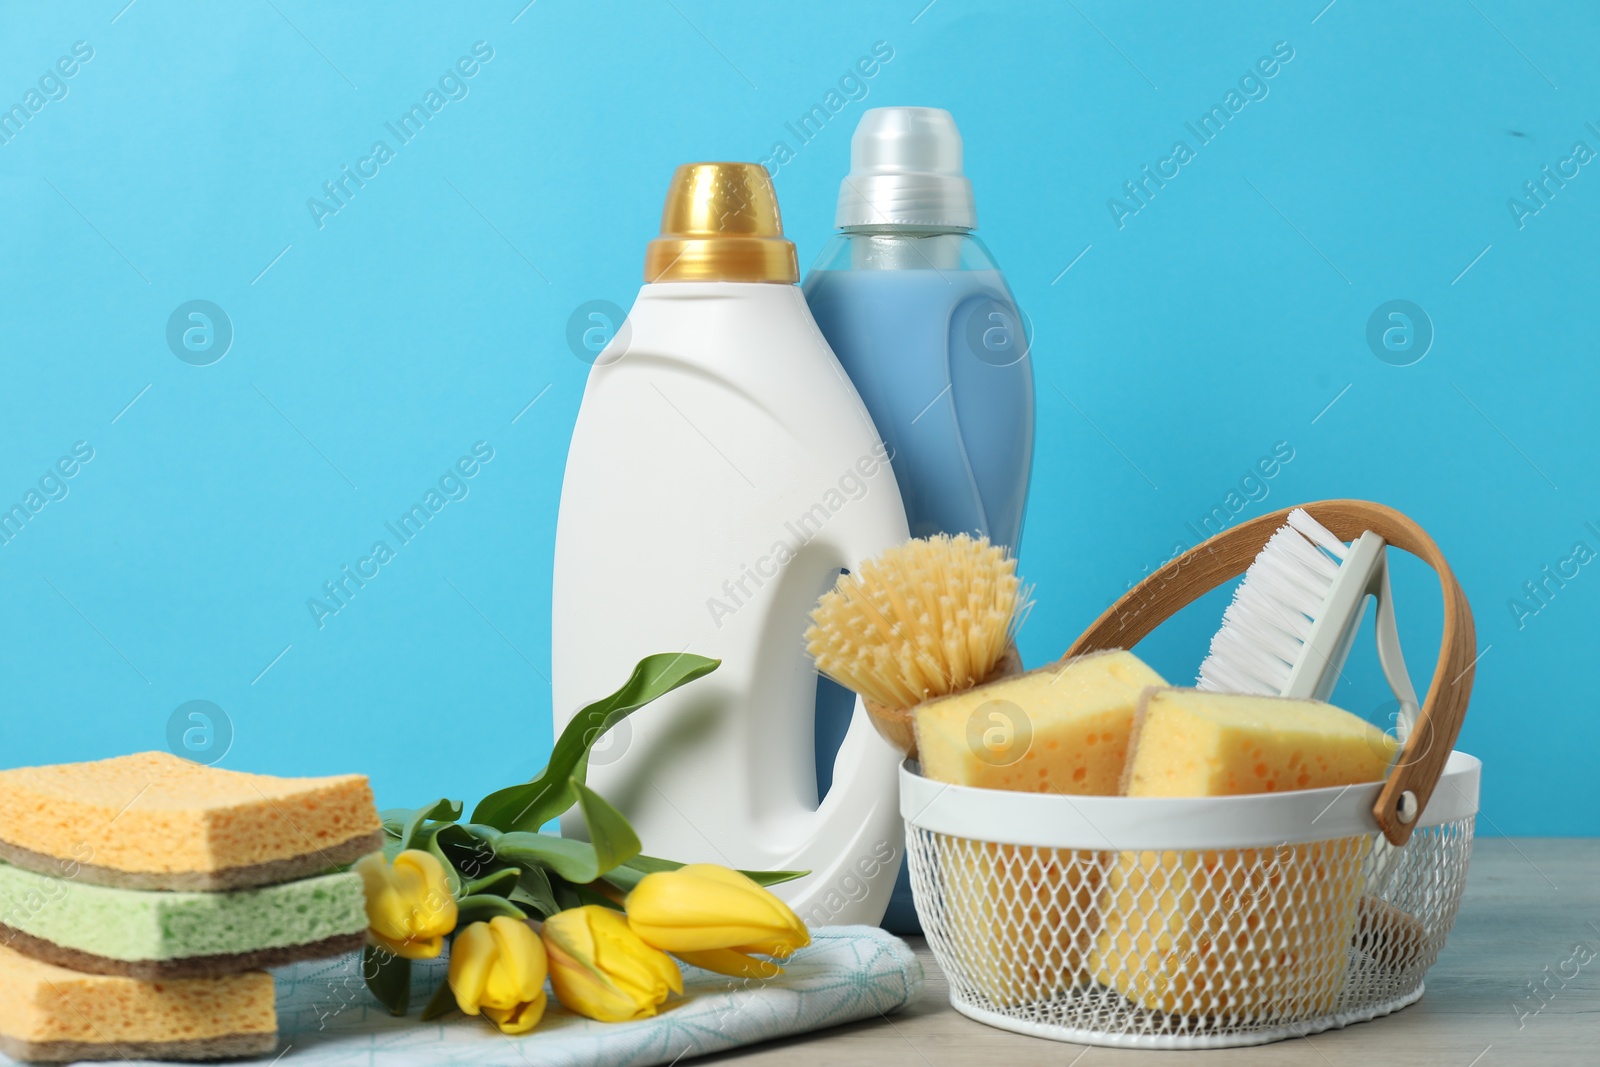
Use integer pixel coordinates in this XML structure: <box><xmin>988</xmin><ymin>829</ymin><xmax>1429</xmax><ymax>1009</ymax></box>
<box><xmin>1284</xmin><ymin>532</ymin><xmax>1420</xmax><ymax>740</ymax></box>
<box><xmin>1286</xmin><ymin>533</ymin><xmax>1425</xmax><ymax>896</ymax></box>
<box><xmin>1375</xmin><ymin>562</ymin><xmax>1421</xmax><ymax>737</ymax></box>
<box><xmin>1282</xmin><ymin>531</ymin><xmax>1384</xmax><ymax>702</ymax></box>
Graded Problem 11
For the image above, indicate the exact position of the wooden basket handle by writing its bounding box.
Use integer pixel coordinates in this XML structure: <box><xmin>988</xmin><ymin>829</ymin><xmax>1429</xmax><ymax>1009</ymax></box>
<box><xmin>1062</xmin><ymin>499</ymin><xmax>1475</xmax><ymax>846</ymax></box>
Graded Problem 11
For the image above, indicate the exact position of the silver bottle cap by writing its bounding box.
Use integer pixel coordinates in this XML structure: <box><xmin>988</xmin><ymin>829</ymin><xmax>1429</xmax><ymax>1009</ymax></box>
<box><xmin>835</xmin><ymin>107</ymin><xmax>976</xmax><ymax>231</ymax></box>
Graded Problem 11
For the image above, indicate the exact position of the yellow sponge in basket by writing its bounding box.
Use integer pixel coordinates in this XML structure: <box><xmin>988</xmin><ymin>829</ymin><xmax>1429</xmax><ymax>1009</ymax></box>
<box><xmin>913</xmin><ymin>650</ymin><xmax>1167</xmax><ymax>1006</ymax></box>
<box><xmin>914</xmin><ymin>650</ymin><xmax>1165</xmax><ymax>792</ymax></box>
<box><xmin>1090</xmin><ymin>688</ymin><xmax>1399</xmax><ymax>1018</ymax></box>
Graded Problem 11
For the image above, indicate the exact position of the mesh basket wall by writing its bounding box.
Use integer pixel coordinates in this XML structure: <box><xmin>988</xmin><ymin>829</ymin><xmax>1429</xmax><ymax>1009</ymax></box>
<box><xmin>906</xmin><ymin>817</ymin><xmax>1473</xmax><ymax>1048</ymax></box>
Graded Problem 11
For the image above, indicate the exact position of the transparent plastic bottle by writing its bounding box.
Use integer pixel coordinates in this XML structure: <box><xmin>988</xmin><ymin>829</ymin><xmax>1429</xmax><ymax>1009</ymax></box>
<box><xmin>804</xmin><ymin>108</ymin><xmax>1036</xmax><ymax>931</ymax></box>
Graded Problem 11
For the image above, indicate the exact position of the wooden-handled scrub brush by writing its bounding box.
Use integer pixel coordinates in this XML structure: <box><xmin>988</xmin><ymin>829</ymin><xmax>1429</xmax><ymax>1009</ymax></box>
<box><xmin>804</xmin><ymin>533</ymin><xmax>1031</xmax><ymax>757</ymax></box>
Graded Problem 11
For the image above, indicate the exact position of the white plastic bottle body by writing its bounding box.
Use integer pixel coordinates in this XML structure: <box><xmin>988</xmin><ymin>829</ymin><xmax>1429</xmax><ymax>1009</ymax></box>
<box><xmin>551</xmin><ymin>281</ymin><xmax>910</xmax><ymax>927</ymax></box>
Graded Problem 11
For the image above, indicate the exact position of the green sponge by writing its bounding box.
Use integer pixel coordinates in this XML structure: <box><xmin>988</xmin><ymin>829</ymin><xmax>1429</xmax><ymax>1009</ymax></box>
<box><xmin>0</xmin><ymin>859</ymin><xmax>367</xmax><ymax>978</ymax></box>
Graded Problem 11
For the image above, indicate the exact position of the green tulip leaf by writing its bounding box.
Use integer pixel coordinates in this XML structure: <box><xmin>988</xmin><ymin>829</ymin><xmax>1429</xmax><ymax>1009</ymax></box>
<box><xmin>434</xmin><ymin>823</ymin><xmax>502</xmax><ymax>887</ymax></box>
<box><xmin>736</xmin><ymin>868</ymin><xmax>810</xmax><ymax>888</ymax></box>
<box><xmin>482</xmin><ymin>828</ymin><xmax>602</xmax><ymax>885</ymax></box>
<box><xmin>418</xmin><ymin>979</ymin><xmax>459</xmax><ymax>1022</ymax></box>
<box><xmin>551</xmin><ymin>874</ymin><xmax>622</xmax><ymax>913</ymax></box>
<box><xmin>470</xmin><ymin>653</ymin><xmax>720</xmax><ymax>832</ymax></box>
<box><xmin>571</xmin><ymin>778</ymin><xmax>641</xmax><ymax>876</ymax></box>
<box><xmin>599</xmin><ymin>864</ymin><xmax>654</xmax><ymax>893</ymax></box>
<box><xmin>455</xmin><ymin>893</ymin><xmax>531</xmax><ymax>924</ymax></box>
<box><xmin>510</xmin><ymin>864</ymin><xmax>560</xmax><ymax>920</ymax></box>
<box><xmin>362</xmin><ymin>944</ymin><xmax>411</xmax><ymax>1017</ymax></box>
<box><xmin>460</xmin><ymin>866</ymin><xmax>521</xmax><ymax>899</ymax></box>
<box><xmin>385</xmin><ymin>799</ymin><xmax>464</xmax><ymax>850</ymax></box>
<box><xmin>600</xmin><ymin>853</ymin><xmax>810</xmax><ymax>892</ymax></box>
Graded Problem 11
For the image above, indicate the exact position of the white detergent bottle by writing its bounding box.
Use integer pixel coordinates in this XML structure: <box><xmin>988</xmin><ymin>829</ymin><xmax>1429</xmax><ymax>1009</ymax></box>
<box><xmin>551</xmin><ymin>163</ymin><xmax>910</xmax><ymax>926</ymax></box>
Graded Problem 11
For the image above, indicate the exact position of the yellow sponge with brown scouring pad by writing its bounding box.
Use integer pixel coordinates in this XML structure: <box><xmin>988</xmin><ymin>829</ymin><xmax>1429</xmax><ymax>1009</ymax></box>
<box><xmin>0</xmin><ymin>943</ymin><xmax>276</xmax><ymax>1062</ymax></box>
<box><xmin>1091</xmin><ymin>688</ymin><xmax>1399</xmax><ymax>1017</ymax></box>
<box><xmin>0</xmin><ymin>751</ymin><xmax>382</xmax><ymax>891</ymax></box>
<box><xmin>913</xmin><ymin>649</ymin><xmax>1167</xmax><ymax>793</ymax></box>
<box><xmin>912</xmin><ymin>650</ymin><xmax>1168</xmax><ymax>1005</ymax></box>
<box><xmin>1118</xmin><ymin>687</ymin><xmax>1399</xmax><ymax>798</ymax></box>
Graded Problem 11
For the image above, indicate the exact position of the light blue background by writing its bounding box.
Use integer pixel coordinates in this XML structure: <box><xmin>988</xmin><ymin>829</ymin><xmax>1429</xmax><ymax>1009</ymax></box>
<box><xmin>1</xmin><ymin>1</ymin><xmax>1591</xmax><ymax>835</ymax></box>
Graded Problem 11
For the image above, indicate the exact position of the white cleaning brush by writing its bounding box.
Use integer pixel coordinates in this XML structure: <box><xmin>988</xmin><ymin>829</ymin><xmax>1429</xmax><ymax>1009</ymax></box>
<box><xmin>1196</xmin><ymin>506</ymin><xmax>1424</xmax><ymax>913</ymax></box>
<box><xmin>1196</xmin><ymin>508</ymin><xmax>1418</xmax><ymax>723</ymax></box>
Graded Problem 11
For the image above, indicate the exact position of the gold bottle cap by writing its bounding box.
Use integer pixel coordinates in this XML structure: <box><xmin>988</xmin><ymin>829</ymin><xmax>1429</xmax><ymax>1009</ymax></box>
<box><xmin>644</xmin><ymin>163</ymin><xmax>799</xmax><ymax>284</ymax></box>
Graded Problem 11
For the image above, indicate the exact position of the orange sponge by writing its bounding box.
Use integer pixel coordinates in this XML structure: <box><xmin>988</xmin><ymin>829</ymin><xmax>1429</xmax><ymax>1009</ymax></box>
<box><xmin>0</xmin><ymin>943</ymin><xmax>276</xmax><ymax>1062</ymax></box>
<box><xmin>0</xmin><ymin>751</ymin><xmax>381</xmax><ymax>890</ymax></box>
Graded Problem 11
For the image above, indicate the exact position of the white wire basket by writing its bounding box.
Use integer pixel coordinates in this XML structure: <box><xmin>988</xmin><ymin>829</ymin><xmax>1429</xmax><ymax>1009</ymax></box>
<box><xmin>902</xmin><ymin>751</ymin><xmax>1478</xmax><ymax>1049</ymax></box>
<box><xmin>901</xmin><ymin>501</ymin><xmax>1481</xmax><ymax>1049</ymax></box>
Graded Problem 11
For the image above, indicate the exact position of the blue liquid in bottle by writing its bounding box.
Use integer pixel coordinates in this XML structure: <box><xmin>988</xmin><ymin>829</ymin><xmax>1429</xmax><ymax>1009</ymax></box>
<box><xmin>805</xmin><ymin>262</ymin><xmax>1033</xmax><ymax>548</ymax></box>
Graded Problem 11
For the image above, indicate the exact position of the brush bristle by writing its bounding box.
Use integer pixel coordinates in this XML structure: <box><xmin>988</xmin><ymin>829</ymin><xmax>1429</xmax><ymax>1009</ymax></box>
<box><xmin>804</xmin><ymin>533</ymin><xmax>1029</xmax><ymax>711</ymax></box>
<box><xmin>1195</xmin><ymin>508</ymin><xmax>1347</xmax><ymax>695</ymax></box>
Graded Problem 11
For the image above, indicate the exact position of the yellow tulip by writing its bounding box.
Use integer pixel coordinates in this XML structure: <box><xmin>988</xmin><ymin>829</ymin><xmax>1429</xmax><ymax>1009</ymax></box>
<box><xmin>542</xmin><ymin>905</ymin><xmax>682</xmax><ymax>1022</ymax></box>
<box><xmin>625</xmin><ymin>864</ymin><xmax>810</xmax><ymax>978</ymax></box>
<box><xmin>448</xmin><ymin>917</ymin><xmax>548</xmax><ymax>1035</ymax></box>
<box><xmin>668</xmin><ymin>947</ymin><xmax>785</xmax><ymax>980</ymax></box>
<box><xmin>354</xmin><ymin>850</ymin><xmax>458</xmax><ymax>960</ymax></box>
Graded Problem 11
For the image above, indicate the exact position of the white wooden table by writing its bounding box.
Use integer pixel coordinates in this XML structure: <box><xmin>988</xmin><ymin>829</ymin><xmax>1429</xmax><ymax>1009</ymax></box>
<box><xmin>707</xmin><ymin>839</ymin><xmax>1594</xmax><ymax>1066</ymax></box>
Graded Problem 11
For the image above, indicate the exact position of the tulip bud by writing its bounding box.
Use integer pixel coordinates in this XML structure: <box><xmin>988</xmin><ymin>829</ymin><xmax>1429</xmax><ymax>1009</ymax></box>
<box><xmin>625</xmin><ymin>864</ymin><xmax>809</xmax><ymax>977</ymax></box>
<box><xmin>543</xmin><ymin>905</ymin><xmax>682</xmax><ymax>1022</ymax></box>
<box><xmin>448</xmin><ymin>917</ymin><xmax>548</xmax><ymax>1035</ymax></box>
<box><xmin>355</xmin><ymin>850</ymin><xmax>458</xmax><ymax>960</ymax></box>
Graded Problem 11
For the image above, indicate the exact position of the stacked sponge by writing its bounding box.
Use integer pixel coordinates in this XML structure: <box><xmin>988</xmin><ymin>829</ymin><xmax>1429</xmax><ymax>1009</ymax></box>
<box><xmin>0</xmin><ymin>751</ymin><xmax>381</xmax><ymax>1062</ymax></box>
